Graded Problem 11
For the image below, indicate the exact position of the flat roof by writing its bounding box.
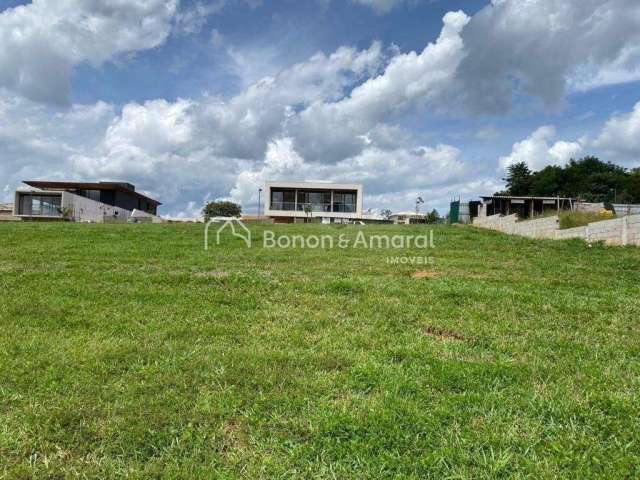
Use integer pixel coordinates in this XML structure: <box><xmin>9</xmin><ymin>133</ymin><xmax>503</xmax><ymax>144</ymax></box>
<box><xmin>23</xmin><ymin>181</ymin><xmax>161</xmax><ymax>205</ymax></box>
<box><xmin>265</xmin><ymin>180</ymin><xmax>362</xmax><ymax>190</ymax></box>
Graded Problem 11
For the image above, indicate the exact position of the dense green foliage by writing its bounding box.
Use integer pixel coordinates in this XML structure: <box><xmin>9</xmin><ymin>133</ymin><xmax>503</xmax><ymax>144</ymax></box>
<box><xmin>202</xmin><ymin>200</ymin><xmax>242</xmax><ymax>220</ymax></box>
<box><xmin>500</xmin><ymin>157</ymin><xmax>640</xmax><ymax>202</ymax></box>
<box><xmin>1</xmin><ymin>223</ymin><xmax>639</xmax><ymax>478</ymax></box>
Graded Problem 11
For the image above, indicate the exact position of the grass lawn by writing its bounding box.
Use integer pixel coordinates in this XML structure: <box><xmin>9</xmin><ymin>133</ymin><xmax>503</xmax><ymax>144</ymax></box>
<box><xmin>1</xmin><ymin>222</ymin><xmax>639</xmax><ymax>479</ymax></box>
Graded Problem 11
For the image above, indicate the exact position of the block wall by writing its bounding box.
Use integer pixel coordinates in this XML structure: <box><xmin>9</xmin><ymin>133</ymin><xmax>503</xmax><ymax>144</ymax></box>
<box><xmin>473</xmin><ymin>213</ymin><xmax>640</xmax><ymax>247</ymax></box>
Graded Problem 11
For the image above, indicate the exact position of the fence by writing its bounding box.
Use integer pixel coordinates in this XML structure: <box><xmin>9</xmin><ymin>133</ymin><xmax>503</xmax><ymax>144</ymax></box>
<box><xmin>473</xmin><ymin>213</ymin><xmax>640</xmax><ymax>246</ymax></box>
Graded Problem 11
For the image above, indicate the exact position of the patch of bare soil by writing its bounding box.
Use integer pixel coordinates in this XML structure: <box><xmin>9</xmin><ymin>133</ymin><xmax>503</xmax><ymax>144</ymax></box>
<box><xmin>412</xmin><ymin>271</ymin><xmax>439</xmax><ymax>279</ymax></box>
<box><xmin>423</xmin><ymin>325</ymin><xmax>465</xmax><ymax>341</ymax></box>
<box><xmin>220</xmin><ymin>419</ymin><xmax>246</xmax><ymax>456</ymax></box>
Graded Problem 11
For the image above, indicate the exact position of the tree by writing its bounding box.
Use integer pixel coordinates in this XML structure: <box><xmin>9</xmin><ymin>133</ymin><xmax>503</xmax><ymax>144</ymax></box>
<box><xmin>625</xmin><ymin>168</ymin><xmax>640</xmax><ymax>203</ymax></box>
<box><xmin>498</xmin><ymin>156</ymin><xmax>637</xmax><ymax>203</ymax></box>
<box><xmin>528</xmin><ymin>165</ymin><xmax>564</xmax><ymax>197</ymax></box>
<box><xmin>380</xmin><ymin>209</ymin><xmax>392</xmax><ymax>220</ymax></box>
<box><xmin>303</xmin><ymin>204</ymin><xmax>313</xmax><ymax>223</ymax></box>
<box><xmin>202</xmin><ymin>201</ymin><xmax>242</xmax><ymax>220</ymax></box>
<box><xmin>502</xmin><ymin>162</ymin><xmax>532</xmax><ymax>196</ymax></box>
<box><xmin>426</xmin><ymin>209</ymin><xmax>440</xmax><ymax>224</ymax></box>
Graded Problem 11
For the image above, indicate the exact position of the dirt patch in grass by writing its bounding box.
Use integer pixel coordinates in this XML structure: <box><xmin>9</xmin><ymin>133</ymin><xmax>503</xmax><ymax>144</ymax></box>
<box><xmin>412</xmin><ymin>271</ymin><xmax>439</xmax><ymax>279</ymax></box>
<box><xmin>193</xmin><ymin>271</ymin><xmax>229</xmax><ymax>278</ymax></box>
<box><xmin>423</xmin><ymin>325</ymin><xmax>465</xmax><ymax>341</ymax></box>
<box><xmin>221</xmin><ymin>419</ymin><xmax>246</xmax><ymax>456</ymax></box>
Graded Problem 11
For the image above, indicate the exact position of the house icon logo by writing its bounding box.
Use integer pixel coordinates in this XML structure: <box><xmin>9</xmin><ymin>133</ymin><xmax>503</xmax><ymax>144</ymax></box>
<box><xmin>204</xmin><ymin>217</ymin><xmax>251</xmax><ymax>250</ymax></box>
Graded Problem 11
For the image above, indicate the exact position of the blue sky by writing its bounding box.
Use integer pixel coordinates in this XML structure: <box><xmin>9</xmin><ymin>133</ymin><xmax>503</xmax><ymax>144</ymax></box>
<box><xmin>1</xmin><ymin>0</ymin><xmax>640</xmax><ymax>216</ymax></box>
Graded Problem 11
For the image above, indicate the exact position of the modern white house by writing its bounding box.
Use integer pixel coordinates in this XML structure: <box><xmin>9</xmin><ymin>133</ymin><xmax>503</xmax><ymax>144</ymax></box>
<box><xmin>13</xmin><ymin>181</ymin><xmax>161</xmax><ymax>222</ymax></box>
<box><xmin>264</xmin><ymin>181</ymin><xmax>363</xmax><ymax>223</ymax></box>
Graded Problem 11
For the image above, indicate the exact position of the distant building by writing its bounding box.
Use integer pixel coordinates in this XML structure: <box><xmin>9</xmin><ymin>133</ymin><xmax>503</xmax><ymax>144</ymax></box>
<box><xmin>389</xmin><ymin>211</ymin><xmax>426</xmax><ymax>224</ymax></box>
<box><xmin>14</xmin><ymin>181</ymin><xmax>161</xmax><ymax>222</ymax></box>
<box><xmin>0</xmin><ymin>202</ymin><xmax>17</xmax><ymax>221</ymax></box>
<box><xmin>478</xmin><ymin>195</ymin><xmax>575</xmax><ymax>219</ymax></box>
<box><xmin>264</xmin><ymin>181</ymin><xmax>363</xmax><ymax>223</ymax></box>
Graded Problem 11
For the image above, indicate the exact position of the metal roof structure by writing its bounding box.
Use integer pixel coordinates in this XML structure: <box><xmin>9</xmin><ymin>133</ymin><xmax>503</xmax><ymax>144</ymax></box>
<box><xmin>480</xmin><ymin>195</ymin><xmax>577</xmax><ymax>201</ymax></box>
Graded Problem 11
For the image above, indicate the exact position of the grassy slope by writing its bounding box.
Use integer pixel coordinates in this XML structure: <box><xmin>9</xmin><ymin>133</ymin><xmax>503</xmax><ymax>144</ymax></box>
<box><xmin>0</xmin><ymin>223</ymin><xmax>639</xmax><ymax>479</ymax></box>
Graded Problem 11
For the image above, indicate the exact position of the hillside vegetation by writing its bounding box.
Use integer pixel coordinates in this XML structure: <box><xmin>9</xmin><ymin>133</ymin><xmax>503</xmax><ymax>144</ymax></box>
<box><xmin>1</xmin><ymin>223</ymin><xmax>639</xmax><ymax>478</ymax></box>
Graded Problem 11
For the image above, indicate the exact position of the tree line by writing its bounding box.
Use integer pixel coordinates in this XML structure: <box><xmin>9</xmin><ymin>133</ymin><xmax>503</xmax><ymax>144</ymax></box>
<box><xmin>499</xmin><ymin>156</ymin><xmax>640</xmax><ymax>203</ymax></box>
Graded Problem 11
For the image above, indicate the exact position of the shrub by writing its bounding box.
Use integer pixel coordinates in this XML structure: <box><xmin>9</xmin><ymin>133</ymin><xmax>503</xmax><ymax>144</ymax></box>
<box><xmin>203</xmin><ymin>201</ymin><xmax>242</xmax><ymax>220</ymax></box>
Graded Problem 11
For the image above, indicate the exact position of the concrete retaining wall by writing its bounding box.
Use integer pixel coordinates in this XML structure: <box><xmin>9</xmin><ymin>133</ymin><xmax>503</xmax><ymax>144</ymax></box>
<box><xmin>624</xmin><ymin>216</ymin><xmax>640</xmax><ymax>246</ymax></box>
<box><xmin>63</xmin><ymin>192</ymin><xmax>132</xmax><ymax>223</ymax></box>
<box><xmin>474</xmin><ymin>213</ymin><xmax>640</xmax><ymax>247</ymax></box>
<box><xmin>514</xmin><ymin>216</ymin><xmax>559</xmax><ymax>239</ymax></box>
<box><xmin>586</xmin><ymin>218</ymin><xmax>624</xmax><ymax>245</ymax></box>
<box><xmin>554</xmin><ymin>226</ymin><xmax>587</xmax><ymax>240</ymax></box>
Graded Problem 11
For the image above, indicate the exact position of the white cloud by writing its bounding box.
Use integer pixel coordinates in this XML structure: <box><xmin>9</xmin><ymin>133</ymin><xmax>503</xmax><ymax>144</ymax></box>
<box><xmin>288</xmin><ymin>11</ymin><xmax>469</xmax><ymax>161</ymax></box>
<box><xmin>549</xmin><ymin>141</ymin><xmax>584</xmax><ymax>165</ymax></box>
<box><xmin>0</xmin><ymin>92</ymin><xmax>116</xmax><ymax>195</ymax></box>
<box><xmin>458</xmin><ymin>0</ymin><xmax>640</xmax><ymax>112</ymax></box>
<box><xmin>499</xmin><ymin>126</ymin><xmax>583</xmax><ymax>171</ymax></box>
<box><xmin>0</xmin><ymin>0</ymin><xmax>178</xmax><ymax>104</ymax></box>
<box><xmin>593</xmin><ymin>101</ymin><xmax>640</xmax><ymax>164</ymax></box>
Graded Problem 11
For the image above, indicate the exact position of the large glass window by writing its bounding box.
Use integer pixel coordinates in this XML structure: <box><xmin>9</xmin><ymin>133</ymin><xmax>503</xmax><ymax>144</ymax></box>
<box><xmin>270</xmin><ymin>189</ymin><xmax>295</xmax><ymax>210</ymax></box>
<box><xmin>333</xmin><ymin>191</ymin><xmax>357</xmax><ymax>213</ymax></box>
<box><xmin>40</xmin><ymin>196</ymin><xmax>61</xmax><ymax>216</ymax></box>
<box><xmin>18</xmin><ymin>194</ymin><xmax>61</xmax><ymax>216</ymax></box>
<box><xmin>296</xmin><ymin>190</ymin><xmax>331</xmax><ymax>212</ymax></box>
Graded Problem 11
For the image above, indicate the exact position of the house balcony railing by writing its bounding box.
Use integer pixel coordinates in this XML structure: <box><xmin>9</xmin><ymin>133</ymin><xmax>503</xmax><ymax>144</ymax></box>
<box><xmin>269</xmin><ymin>202</ymin><xmax>356</xmax><ymax>213</ymax></box>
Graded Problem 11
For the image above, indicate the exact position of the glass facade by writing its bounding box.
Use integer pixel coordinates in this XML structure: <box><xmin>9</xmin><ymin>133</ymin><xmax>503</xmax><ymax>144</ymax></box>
<box><xmin>332</xmin><ymin>192</ymin><xmax>356</xmax><ymax>213</ymax></box>
<box><xmin>296</xmin><ymin>191</ymin><xmax>332</xmax><ymax>212</ymax></box>
<box><xmin>270</xmin><ymin>188</ymin><xmax>357</xmax><ymax>213</ymax></box>
<box><xmin>270</xmin><ymin>189</ymin><xmax>296</xmax><ymax>210</ymax></box>
<box><xmin>77</xmin><ymin>189</ymin><xmax>101</xmax><ymax>202</ymax></box>
<box><xmin>18</xmin><ymin>194</ymin><xmax>62</xmax><ymax>216</ymax></box>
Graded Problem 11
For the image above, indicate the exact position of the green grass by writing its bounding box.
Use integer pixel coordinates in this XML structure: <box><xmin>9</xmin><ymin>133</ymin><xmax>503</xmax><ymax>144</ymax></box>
<box><xmin>1</xmin><ymin>222</ymin><xmax>639</xmax><ymax>479</ymax></box>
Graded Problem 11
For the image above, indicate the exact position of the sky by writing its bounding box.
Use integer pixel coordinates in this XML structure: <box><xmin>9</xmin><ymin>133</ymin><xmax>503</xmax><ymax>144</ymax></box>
<box><xmin>1</xmin><ymin>0</ymin><xmax>640</xmax><ymax>217</ymax></box>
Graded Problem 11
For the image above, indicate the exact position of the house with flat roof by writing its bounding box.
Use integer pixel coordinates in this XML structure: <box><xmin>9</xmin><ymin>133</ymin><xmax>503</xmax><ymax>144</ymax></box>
<box><xmin>264</xmin><ymin>181</ymin><xmax>363</xmax><ymax>223</ymax></box>
<box><xmin>14</xmin><ymin>181</ymin><xmax>161</xmax><ymax>222</ymax></box>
